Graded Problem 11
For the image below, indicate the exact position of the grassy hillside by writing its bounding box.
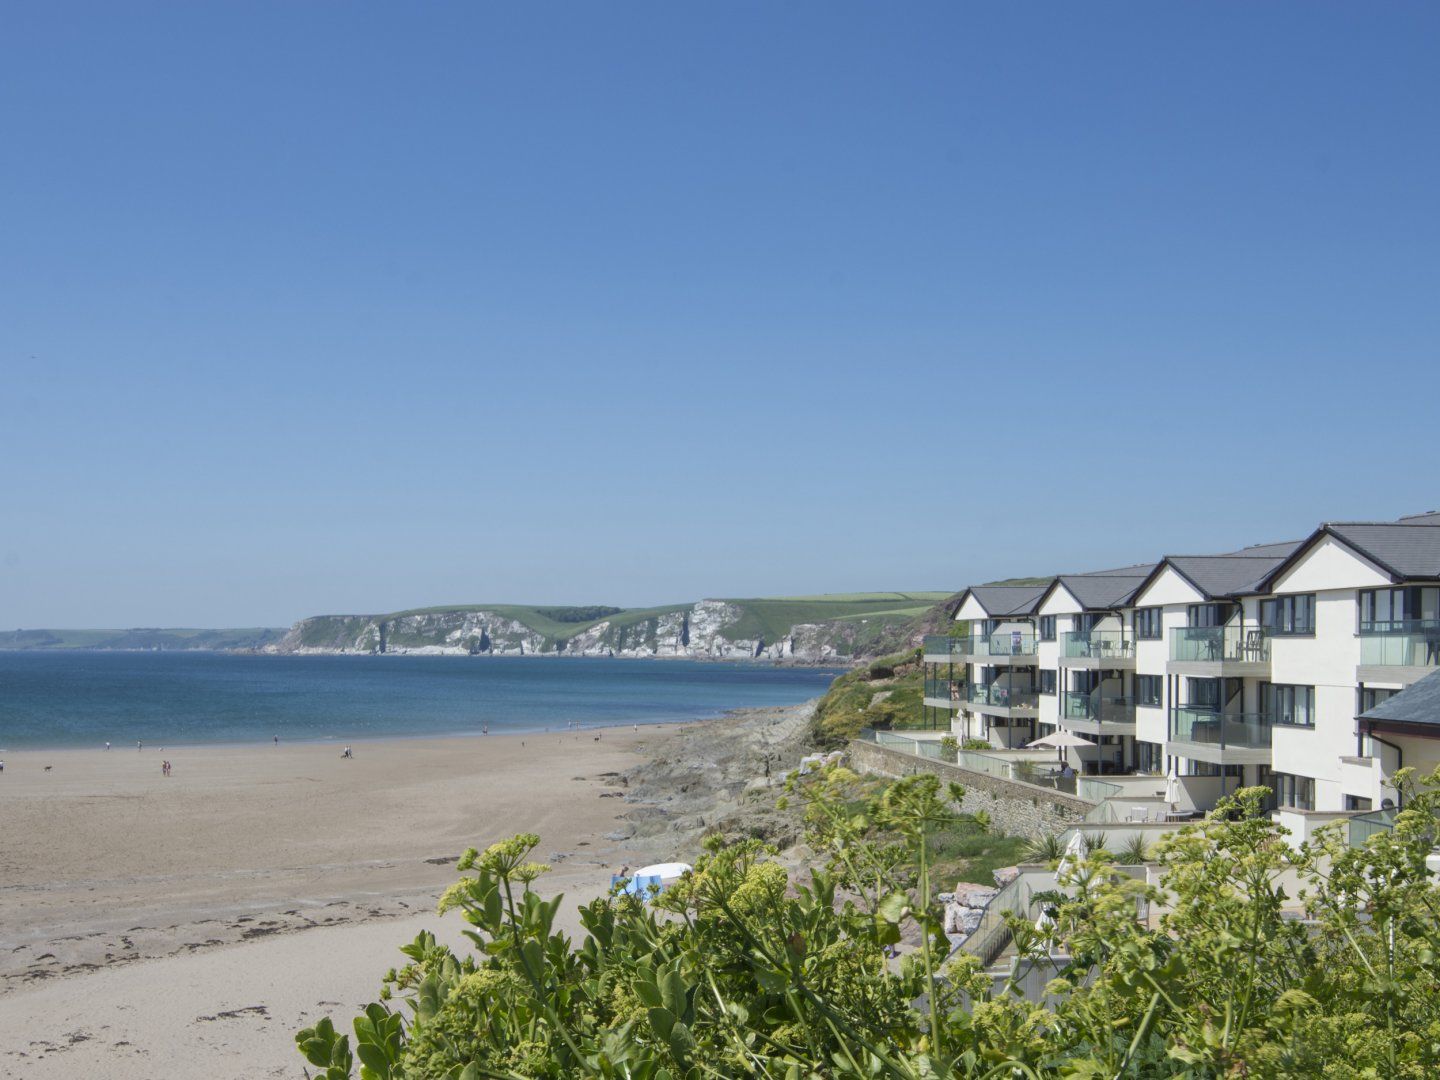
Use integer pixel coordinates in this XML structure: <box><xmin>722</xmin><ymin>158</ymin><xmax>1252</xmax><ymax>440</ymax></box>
<box><xmin>810</xmin><ymin>649</ymin><xmax>933</xmax><ymax>747</ymax></box>
<box><xmin>709</xmin><ymin>593</ymin><xmax>949</xmax><ymax>644</ymax></box>
<box><xmin>0</xmin><ymin>627</ymin><xmax>287</xmax><ymax>651</ymax></box>
<box><xmin>380</xmin><ymin>603</ymin><xmax>693</xmax><ymax>644</ymax></box>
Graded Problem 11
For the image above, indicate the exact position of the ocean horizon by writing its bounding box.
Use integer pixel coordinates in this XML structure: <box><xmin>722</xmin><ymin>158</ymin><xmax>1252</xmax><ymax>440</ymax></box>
<box><xmin>0</xmin><ymin>652</ymin><xmax>844</xmax><ymax>751</ymax></box>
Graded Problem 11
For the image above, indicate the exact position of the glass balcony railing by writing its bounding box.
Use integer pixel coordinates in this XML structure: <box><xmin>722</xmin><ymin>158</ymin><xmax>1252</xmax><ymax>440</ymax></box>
<box><xmin>1062</xmin><ymin>629</ymin><xmax>1135</xmax><ymax>660</ymax></box>
<box><xmin>1359</xmin><ymin>623</ymin><xmax>1440</xmax><ymax>667</ymax></box>
<box><xmin>1169</xmin><ymin>625</ymin><xmax>1271</xmax><ymax>663</ymax></box>
<box><xmin>1062</xmin><ymin>691</ymin><xmax>1136</xmax><ymax>724</ymax></box>
<box><xmin>1348</xmin><ymin>809</ymin><xmax>1396</xmax><ymax>847</ymax></box>
<box><xmin>923</xmin><ymin>633</ymin><xmax>1039</xmax><ymax>659</ymax></box>
<box><xmin>923</xmin><ymin>678</ymin><xmax>965</xmax><ymax>704</ymax></box>
<box><xmin>1169</xmin><ymin>707</ymin><xmax>1273</xmax><ymax>751</ymax></box>
<box><xmin>923</xmin><ymin>634</ymin><xmax>967</xmax><ymax>659</ymax></box>
<box><xmin>1359</xmin><ymin>617</ymin><xmax>1440</xmax><ymax>635</ymax></box>
<box><xmin>967</xmin><ymin>684</ymin><xmax>1039</xmax><ymax>709</ymax></box>
<box><xmin>967</xmin><ymin>632</ymin><xmax>1038</xmax><ymax>658</ymax></box>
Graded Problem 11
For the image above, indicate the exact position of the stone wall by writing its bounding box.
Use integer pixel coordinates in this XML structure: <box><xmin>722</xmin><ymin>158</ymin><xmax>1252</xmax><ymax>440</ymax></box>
<box><xmin>847</xmin><ymin>740</ymin><xmax>1090</xmax><ymax>839</ymax></box>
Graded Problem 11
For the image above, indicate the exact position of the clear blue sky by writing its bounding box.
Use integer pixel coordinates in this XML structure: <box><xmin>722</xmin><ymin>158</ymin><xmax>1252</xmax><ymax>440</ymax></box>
<box><xmin>3</xmin><ymin>3</ymin><xmax>1437</xmax><ymax>628</ymax></box>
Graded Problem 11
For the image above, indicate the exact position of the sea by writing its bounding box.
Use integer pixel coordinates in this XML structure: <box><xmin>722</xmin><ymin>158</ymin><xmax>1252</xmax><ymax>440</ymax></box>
<box><xmin>0</xmin><ymin>652</ymin><xmax>844</xmax><ymax>751</ymax></box>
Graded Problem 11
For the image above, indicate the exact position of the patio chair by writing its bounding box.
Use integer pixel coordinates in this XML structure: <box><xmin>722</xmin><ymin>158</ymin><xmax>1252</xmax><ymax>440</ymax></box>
<box><xmin>1242</xmin><ymin>630</ymin><xmax>1267</xmax><ymax>661</ymax></box>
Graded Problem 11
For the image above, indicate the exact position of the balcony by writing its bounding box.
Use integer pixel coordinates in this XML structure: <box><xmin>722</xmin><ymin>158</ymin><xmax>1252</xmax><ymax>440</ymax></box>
<box><xmin>922</xmin><ymin>678</ymin><xmax>965</xmax><ymax>709</ymax></box>
<box><xmin>966</xmin><ymin>630</ymin><xmax>1039</xmax><ymax>663</ymax></box>
<box><xmin>1061</xmin><ymin>690</ymin><xmax>1136</xmax><ymax>735</ymax></box>
<box><xmin>1060</xmin><ymin>629</ymin><xmax>1135</xmax><ymax>668</ymax></box>
<box><xmin>1357</xmin><ymin>620</ymin><xmax>1440</xmax><ymax>686</ymax></box>
<box><xmin>922</xmin><ymin>634</ymin><xmax>967</xmax><ymax>663</ymax></box>
<box><xmin>1165</xmin><ymin>706</ymin><xmax>1274</xmax><ymax>765</ymax></box>
<box><xmin>1167</xmin><ymin>625</ymin><xmax>1272</xmax><ymax>675</ymax></box>
<box><xmin>966</xmin><ymin>682</ymin><xmax>1039</xmax><ymax>718</ymax></box>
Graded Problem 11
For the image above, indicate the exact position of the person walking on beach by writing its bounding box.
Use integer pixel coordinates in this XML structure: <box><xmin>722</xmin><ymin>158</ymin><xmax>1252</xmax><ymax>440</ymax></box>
<box><xmin>273</xmin><ymin>734</ymin><xmax>279</xmax><ymax>747</ymax></box>
<box><xmin>137</xmin><ymin>740</ymin><xmax>142</xmax><ymax>752</ymax></box>
<box><xmin>105</xmin><ymin>741</ymin><xmax>110</xmax><ymax>751</ymax></box>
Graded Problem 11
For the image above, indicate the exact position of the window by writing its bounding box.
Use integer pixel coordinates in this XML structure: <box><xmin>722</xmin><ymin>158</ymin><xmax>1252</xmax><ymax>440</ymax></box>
<box><xmin>1345</xmin><ymin>795</ymin><xmax>1373</xmax><ymax>812</ymax></box>
<box><xmin>1360</xmin><ymin>687</ymin><xmax>1398</xmax><ymax>713</ymax></box>
<box><xmin>1134</xmin><ymin>607</ymin><xmax>1163</xmax><ymax>640</ymax></box>
<box><xmin>1187</xmin><ymin>603</ymin><xmax>1235</xmax><ymax>628</ymax></box>
<box><xmin>1136</xmin><ymin>741</ymin><xmax>1163</xmax><ymax>774</ymax></box>
<box><xmin>1359</xmin><ymin>586</ymin><xmax>1440</xmax><ymax>633</ymax></box>
<box><xmin>1072</xmin><ymin>669</ymin><xmax>1100</xmax><ymax>694</ymax></box>
<box><xmin>1262</xmin><ymin>683</ymin><xmax>1315</xmax><ymax>727</ymax></box>
<box><xmin>1038</xmin><ymin>669</ymin><xmax>1057</xmax><ymax>695</ymax></box>
<box><xmin>1136</xmin><ymin>675</ymin><xmax>1163</xmax><ymax>708</ymax></box>
<box><xmin>1274</xmin><ymin>772</ymin><xmax>1316</xmax><ymax>811</ymax></box>
<box><xmin>1038</xmin><ymin>616</ymin><xmax>1056</xmax><ymax>642</ymax></box>
<box><xmin>1184</xmin><ymin>761</ymin><xmax>1243</xmax><ymax>778</ymax></box>
<box><xmin>1186</xmin><ymin>677</ymin><xmax>1222</xmax><ymax>710</ymax></box>
<box><xmin>1074</xmin><ymin>613</ymin><xmax>1101</xmax><ymax>634</ymax></box>
<box><xmin>1260</xmin><ymin>594</ymin><xmax>1315</xmax><ymax>635</ymax></box>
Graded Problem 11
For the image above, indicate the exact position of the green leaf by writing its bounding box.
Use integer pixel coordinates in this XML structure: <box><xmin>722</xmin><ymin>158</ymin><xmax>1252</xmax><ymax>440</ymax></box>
<box><xmin>876</xmin><ymin>890</ymin><xmax>909</xmax><ymax>924</ymax></box>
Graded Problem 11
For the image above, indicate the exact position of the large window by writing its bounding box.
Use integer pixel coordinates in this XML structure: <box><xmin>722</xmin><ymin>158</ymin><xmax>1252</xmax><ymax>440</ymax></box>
<box><xmin>1038</xmin><ymin>669</ymin><xmax>1057</xmax><ymax>695</ymax></box>
<box><xmin>1274</xmin><ymin>772</ymin><xmax>1316</xmax><ymax>811</ymax></box>
<box><xmin>1260</xmin><ymin>594</ymin><xmax>1315</xmax><ymax>635</ymax></box>
<box><xmin>1038</xmin><ymin>616</ymin><xmax>1056</xmax><ymax>642</ymax></box>
<box><xmin>1187</xmin><ymin>603</ymin><xmax>1235</xmax><ymax>628</ymax></box>
<box><xmin>1186</xmin><ymin>677</ymin><xmax>1223</xmax><ymax>710</ymax></box>
<box><xmin>1134</xmin><ymin>607</ymin><xmax>1163</xmax><ymax>640</ymax></box>
<box><xmin>1262</xmin><ymin>683</ymin><xmax>1315</xmax><ymax>727</ymax></box>
<box><xmin>1359</xmin><ymin>586</ymin><xmax>1440</xmax><ymax>633</ymax></box>
<box><xmin>1136</xmin><ymin>674</ymin><xmax>1163</xmax><ymax>708</ymax></box>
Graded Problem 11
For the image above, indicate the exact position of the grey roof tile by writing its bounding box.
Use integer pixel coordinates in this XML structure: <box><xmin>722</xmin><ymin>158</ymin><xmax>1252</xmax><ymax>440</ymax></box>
<box><xmin>1052</xmin><ymin>574</ymin><xmax>1151</xmax><ymax>610</ymax></box>
<box><xmin>1360</xmin><ymin>669</ymin><xmax>1440</xmax><ymax>729</ymax></box>
<box><xmin>1166</xmin><ymin>554</ymin><xmax>1296</xmax><ymax>599</ymax></box>
<box><xmin>1328</xmin><ymin>523</ymin><xmax>1440</xmax><ymax>579</ymax></box>
<box><xmin>966</xmin><ymin>584</ymin><xmax>1051</xmax><ymax>616</ymax></box>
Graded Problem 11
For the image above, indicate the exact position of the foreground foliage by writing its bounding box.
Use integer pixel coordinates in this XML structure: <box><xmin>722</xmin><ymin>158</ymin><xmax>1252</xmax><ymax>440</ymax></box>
<box><xmin>301</xmin><ymin>769</ymin><xmax>1440</xmax><ymax>1078</ymax></box>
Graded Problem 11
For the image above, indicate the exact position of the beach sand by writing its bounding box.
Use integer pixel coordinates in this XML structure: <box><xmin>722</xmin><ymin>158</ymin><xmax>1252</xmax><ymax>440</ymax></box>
<box><xmin>0</xmin><ymin>728</ymin><xmax>678</xmax><ymax>1078</ymax></box>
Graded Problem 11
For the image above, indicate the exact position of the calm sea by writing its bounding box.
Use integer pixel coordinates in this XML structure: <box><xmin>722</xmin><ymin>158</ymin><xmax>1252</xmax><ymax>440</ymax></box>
<box><xmin>0</xmin><ymin>652</ymin><xmax>843</xmax><ymax>751</ymax></box>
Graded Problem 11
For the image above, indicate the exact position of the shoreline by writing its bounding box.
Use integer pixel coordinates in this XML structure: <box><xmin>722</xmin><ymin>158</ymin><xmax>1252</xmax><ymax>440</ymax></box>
<box><xmin>0</xmin><ymin>647</ymin><xmax>861</xmax><ymax>669</ymax></box>
<box><xmin>0</xmin><ymin>700</ymin><xmax>820</xmax><ymax>1079</ymax></box>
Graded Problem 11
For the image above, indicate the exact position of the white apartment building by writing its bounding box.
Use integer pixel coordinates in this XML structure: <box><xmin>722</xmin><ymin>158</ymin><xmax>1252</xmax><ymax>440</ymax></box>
<box><xmin>922</xmin><ymin>510</ymin><xmax>1440</xmax><ymax>813</ymax></box>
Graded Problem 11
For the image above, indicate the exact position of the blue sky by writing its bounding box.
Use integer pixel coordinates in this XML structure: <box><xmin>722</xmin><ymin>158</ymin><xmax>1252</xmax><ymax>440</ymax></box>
<box><xmin>2</xmin><ymin>3</ymin><xmax>1437</xmax><ymax>627</ymax></box>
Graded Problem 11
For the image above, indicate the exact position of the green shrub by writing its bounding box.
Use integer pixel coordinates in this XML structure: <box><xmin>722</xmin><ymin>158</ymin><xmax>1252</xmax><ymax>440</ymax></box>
<box><xmin>302</xmin><ymin>772</ymin><xmax>1440</xmax><ymax>1079</ymax></box>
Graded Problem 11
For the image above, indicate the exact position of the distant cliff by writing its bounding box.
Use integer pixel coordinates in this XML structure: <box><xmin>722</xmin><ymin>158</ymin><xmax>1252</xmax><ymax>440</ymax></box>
<box><xmin>268</xmin><ymin>594</ymin><xmax>956</xmax><ymax>662</ymax></box>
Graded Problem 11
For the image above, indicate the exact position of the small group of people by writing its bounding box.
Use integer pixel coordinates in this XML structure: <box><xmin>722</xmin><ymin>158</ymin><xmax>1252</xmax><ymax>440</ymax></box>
<box><xmin>161</xmin><ymin>759</ymin><xmax>172</xmax><ymax>777</ymax></box>
<box><xmin>341</xmin><ymin>745</ymin><xmax>353</xmax><ymax>759</ymax></box>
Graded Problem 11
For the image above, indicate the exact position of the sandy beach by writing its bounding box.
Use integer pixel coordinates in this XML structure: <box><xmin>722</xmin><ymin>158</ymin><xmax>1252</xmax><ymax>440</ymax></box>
<box><xmin>0</xmin><ymin>704</ymin><xmax>814</xmax><ymax>1078</ymax></box>
<box><xmin>0</xmin><ymin>727</ymin><xmax>676</xmax><ymax>1078</ymax></box>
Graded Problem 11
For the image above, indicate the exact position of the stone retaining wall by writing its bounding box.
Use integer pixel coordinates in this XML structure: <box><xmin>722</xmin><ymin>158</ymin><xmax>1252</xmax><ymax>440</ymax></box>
<box><xmin>848</xmin><ymin>740</ymin><xmax>1090</xmax><ymax>839</ymax></box>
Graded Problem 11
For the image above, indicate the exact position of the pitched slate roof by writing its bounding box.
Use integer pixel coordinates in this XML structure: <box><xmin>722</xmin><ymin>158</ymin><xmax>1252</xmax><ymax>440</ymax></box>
<box><xmin>1166</xmin><ymin>546</ymin><xmax>1303</xmax><ymax>599</ymax></box>
<box><xmin>1258</xmin><ymin>513</ymin><xmax>1440</xmax><ymax>590</ymax></box>
<box><xmin>1048</xmin><ymin>573</ymin><xmax>1153</xmax><ymax>611</ymax></box>
<box><xmin>1325</xmin><ymin>523</ymin><xmax>1440</xmax><ymax>580</ymax></box>
<box><xmin>1359</xmin><ymin>669</ymin><xmax>1440</xmax><ymax>731</ymax></box>
<box><xmin>961</xmin><ymin>583</ymin><xmax>1052</xmax><ymax>617</ymax></box>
